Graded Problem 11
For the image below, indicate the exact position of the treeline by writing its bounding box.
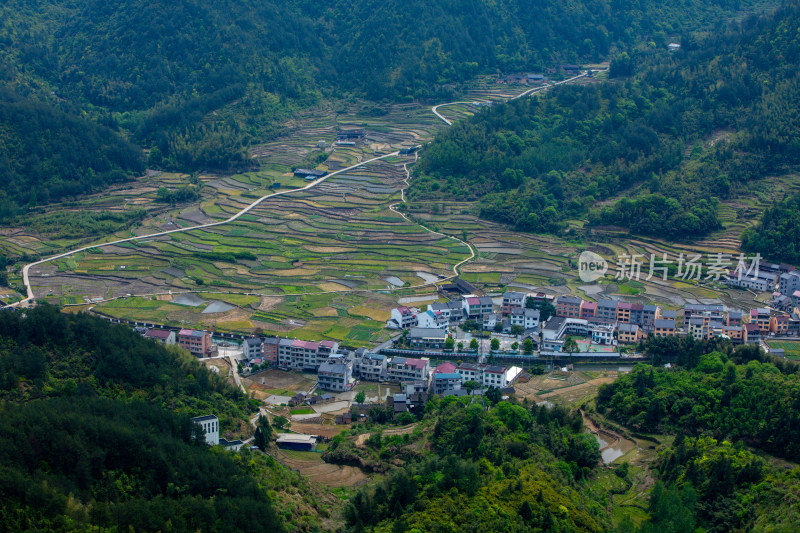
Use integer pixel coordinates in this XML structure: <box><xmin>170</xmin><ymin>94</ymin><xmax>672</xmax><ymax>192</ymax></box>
<box><xmin>596</xmin><ymin>349</ymin><xmax>800</xmax><ymax>462</ymax></box>
<box><xmin>0</xmin><ymin>87</ymin><xmax>144</xmax><ymax>220</ymax></box>
<box><xmin>345</xmin><ymin>398</ymin><xmax>607</xmax><ymax>531</ymax></box>
<box><xmin>0</xmin><ymin>0</ymin><xmax>772</xmax><ymax>185</ymax></box>
<box><xmin>742</xmin><ymin>191</ymin><xmax>800</xmax><ymax>263</ymax></box>
<box><xmin>0</xmin><ymin>397</ymin><xmax>282</xmax><ymax>532</ymax></box>
<box><xmin>413</xmin><ymin>3</ymin><xmax>800</xmax><ymax>240</ymax></box>
<box><xmin>0</xmin><ymin>305</ymin><xmax>287</xmax><ymax>531</ymax></box>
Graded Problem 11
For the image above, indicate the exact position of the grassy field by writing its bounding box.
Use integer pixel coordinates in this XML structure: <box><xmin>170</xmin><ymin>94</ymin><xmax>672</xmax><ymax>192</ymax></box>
<box><xmin>766</xmin><ymin>340</ymin><xmax>800</xmax><ymax>357</ymax></box>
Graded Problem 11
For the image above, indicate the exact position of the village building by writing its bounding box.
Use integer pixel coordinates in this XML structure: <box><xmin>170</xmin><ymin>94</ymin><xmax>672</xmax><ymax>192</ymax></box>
<box><xmin>386</xmin><ymin>357</ymin><xmax>430</xmax><ymax>383</ymax></box>
<box><xmin>501</xmin><ymin>291</ymin><xmax>526</xmax><ymax>316</ymax></box>
<box><xmin>389</xmin><ymin>306</ymin><xmax>418</xmax><ymax>329</ymax></box>
<box><xmin>192</xmin><ymin>415</ymin><xmax>219</xmax><ymax>446</ymax></box>
<box><xmin>144</xmin><ymin>328</ymin><xmax>176</xmax><ymax>345</ymax></box>
<box><xmin>243</xmin><ymin>337</ymin><xmax>263</xmax><ymax>360</ymax></box>
<box><xmin>178</xmin><ymin>329</ymin><xmax>214</xmax><ymax>356</ymax></box>
<box><xmin>408</xmin><ymin>327</ymin><xmax>448</xmax><ymax>349</ymax></box>
<box><xmin>317</xmin><ymin>359</ymin><xmax>354</xmax><ymax>392</ymax></box>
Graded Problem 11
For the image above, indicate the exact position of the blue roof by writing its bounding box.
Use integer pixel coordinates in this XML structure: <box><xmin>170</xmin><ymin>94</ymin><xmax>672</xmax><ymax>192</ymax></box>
<box><xmin>434</xmin><ymin>373</ymin><xmax>461</xmax><ymax>379</ymax></box>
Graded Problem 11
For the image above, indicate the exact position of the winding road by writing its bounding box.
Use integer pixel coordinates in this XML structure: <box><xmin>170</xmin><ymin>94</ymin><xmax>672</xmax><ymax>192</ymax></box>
<box><xmin>16</xmin><ymin>69</ymin><xmax>594</xmax><ymax>308</ymax></box>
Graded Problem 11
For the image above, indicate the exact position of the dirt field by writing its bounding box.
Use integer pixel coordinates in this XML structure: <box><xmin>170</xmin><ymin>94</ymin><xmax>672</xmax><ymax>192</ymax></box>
<box><xmin>242</xmin><ymin>369</ymin><xmax>317</xmax><ymax>399</ymax></box>
<box><xmin>538</xmin><ymin>377</ymin><xmax>617</xmax><ymax>406</ymax></box>
<box><xmin>273</xmin><ymin>448</ymin><xmax>369</xmax><ymax>487</ymax></box>
<box><xmin>355</xmin><ymin>423</ymin><xmax>419</xmax><ymax>446</ymax></box>
<box><xmin>514</xmin><ymin>371</ymin><xmax>617</xmax><ymax>407</ymax></box>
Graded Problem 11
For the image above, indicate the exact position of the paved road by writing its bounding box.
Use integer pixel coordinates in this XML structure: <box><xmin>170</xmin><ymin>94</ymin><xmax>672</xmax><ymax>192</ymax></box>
<box><xmin>16</xmin><ymin>69</ymin><xmax>595</xmax><ymax>308</ymax></box>
<box><xmin>16</xmin><ymin>151</ymin><xmax>399</xmax><ymax>306</ymax></box>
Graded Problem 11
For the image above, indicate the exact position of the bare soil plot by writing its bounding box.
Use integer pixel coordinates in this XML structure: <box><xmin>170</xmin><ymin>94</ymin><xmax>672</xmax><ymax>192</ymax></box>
<box><xmin>273</xmin><ymin>448</ymin><xmax>369</xmax><ymax>488</ymax></box>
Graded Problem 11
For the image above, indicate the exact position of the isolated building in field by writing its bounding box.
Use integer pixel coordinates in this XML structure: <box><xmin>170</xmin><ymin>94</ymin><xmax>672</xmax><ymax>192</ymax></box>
<box><xmin>276</xmin><ymin>434</ymin><xmax>317</xmax><ymax>451</ymax></box>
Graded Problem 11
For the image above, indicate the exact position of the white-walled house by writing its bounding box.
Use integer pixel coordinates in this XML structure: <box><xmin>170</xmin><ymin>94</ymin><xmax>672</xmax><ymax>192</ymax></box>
<box><xmin>192</xmin><ymin>414</ymin><xmax>219</xmax><ymax>446</ymax></box>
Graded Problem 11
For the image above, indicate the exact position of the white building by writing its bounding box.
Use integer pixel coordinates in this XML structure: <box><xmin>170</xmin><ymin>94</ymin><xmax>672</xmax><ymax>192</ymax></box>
<box><xmin>591</xmin><ymin>324</ymin><xmax>615</xmax><ymax>345</ymax></box>
<box><xmin>455</xmin><ymin>363</ymin><xmax>515</xmax><ymax>388</ymax></box>
<box><xmin>416</xmin><ymin>309</ymin><xmax>448</xmax><ymax>329</ymax></box>
<box><xmin>389</xmin><ymin>306</ymin><xmax>418</xmax><ymax>329</ymax></box>
<box><xmin>386</xmin><ymin>357</ymin><xmax>430</xmax><ymax>383</ymax></box>
<box><xmin>192</xmin><ymin>414</ymin><xmax>219</xmax><ymax>446</ymax></box>
<box><xmin>510</xmin><ymin>308</ymin><xmax>540</xmax><ymax>330</ymax></box>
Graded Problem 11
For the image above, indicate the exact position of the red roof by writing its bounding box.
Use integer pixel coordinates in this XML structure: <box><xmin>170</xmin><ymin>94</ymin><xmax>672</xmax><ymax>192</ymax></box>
<box><xmin>582</xmin><ymin>301</ymin><xmax>597</xmax><ymax>309</ymax></box>
<box><xmin>319</xmin><ymin>340</ymin><xmax>337</xmax><ymax>347</ymax></box>
<box><xmin>292</xmin><ymin>339</ymin><xmax>319</xmax><ymax>350</ymax></box>
<box><xmin>434</xmin><ymin>362</ymin><xmax>457</xmax><ymax>374</ymax></box>
<box><xmin>145</xmin><ymin>329</ymin><xmax>172</xmax><ymax>339</ymax></box>
<box><xmin>466</xmin><ymin>297</ymin><xmax>480</xmax><ymax>305</ymax></box>
<box><xmin>618</xmin><ymin>302</ymin><xmax>633</xmax><ymax>310</ymax></box>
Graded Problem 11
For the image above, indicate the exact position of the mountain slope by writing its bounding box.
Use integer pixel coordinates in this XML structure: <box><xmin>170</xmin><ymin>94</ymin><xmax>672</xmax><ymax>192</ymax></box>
<box><xmin>411</xmin><ymin>3</ymin><xmax>800</xmax><ymax>240</ymax></box>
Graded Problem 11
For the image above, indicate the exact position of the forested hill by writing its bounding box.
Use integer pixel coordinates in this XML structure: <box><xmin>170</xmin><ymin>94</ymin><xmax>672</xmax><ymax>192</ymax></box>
<box><xmin>0</xmin><ymin>306</ymin><xmax>285</xmax><ymax>531</ymax></box>
<box><xmin>0</xmin><ymin>0</ymin><xmax>769</xmax><ymax>196</ymax></box>
<box><xmin>411</xmin><ymin>3</ymin><xmax>800</xmax><ymax>240</ymax></box>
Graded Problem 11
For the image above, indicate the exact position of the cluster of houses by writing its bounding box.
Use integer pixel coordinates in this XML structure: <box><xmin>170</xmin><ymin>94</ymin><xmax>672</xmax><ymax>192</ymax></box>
<box><xmin>541</xmin><ymin>295</ymin><xmax>800</xmax><ymax>351</ymax></box>
<box><xmin>143</xmin><ymin>327</ymin><xmax>217</xmax><ymax>357</ymax></box>
<box><xmin>388</xmin><ymin>291</ymin><xmax>541</xmax><ymax>335</ymax></box>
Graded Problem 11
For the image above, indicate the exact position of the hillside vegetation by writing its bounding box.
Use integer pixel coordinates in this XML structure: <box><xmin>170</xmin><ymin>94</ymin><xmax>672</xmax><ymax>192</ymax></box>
<box><xmin>412</xmin><ymin>3</ymin><xmax>800</xmax><ymax>240</ymax></box>
<box><xmin>0</xmin><ymin>0</ymin><xmax>771</xmax><ymax>211</ymax></box>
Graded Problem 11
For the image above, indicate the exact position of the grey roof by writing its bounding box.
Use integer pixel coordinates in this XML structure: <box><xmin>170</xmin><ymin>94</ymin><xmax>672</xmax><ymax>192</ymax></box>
<box><xmin>393</xmin><ymin>393</ymin><xmax>407</xmax><ymax>402</ymax></box>
<box><xmin>597</xmin><ymin>298</ymin><xmax>618</xmax><ymax>308</ymax></box>
<box><xmin>434</xmin><ymin>373</ymin><xmax>462</xmax><ymax>380</ymax></box>
<box><xmin>318</xmin><ymin>362</ymin><xmax>349</xmax><ymax>374</ymax></box>
<box><xmin>654</xmin><ymin>319</ymin><xmax>675</xmax><ymax>328</ymax></box>
<box><xmin>478</xmin><ymin>296</ymin><xmax>494</xmax><ymax>305</ymax></box>
<box><xmin>263</xmin><ymin>337</ymin><xmax>280</xmax><ymax>345</ymax></box>
<box><xmin>643</xmin><ymin>304</ymin><xmax>659</xmax><ymax>312</ymax></box>
<box><xmin>279</xmin><ymin>338</ymin><xmax>294</xmax><ymax>347</ymax></box>
<box><xmin>503</xmin><ymin>291</ymin><xmax>526</xmax><ymax>299</ymax></box>
<box><xmin>618</xmin><ymin>323</ymin><xmax>639</xmax><ymax>332</ymax></box>
<box><xmin>558</xmin><ymin>295</ymin><xmax>582</xmax><ymax>304</ymax></box>
<box><xmin>244</xmin><ymin>338</ymin><xmax>262</xmax><ymax>347</ymax></box>
<box><xmin>192</xmin><ymin>414</ymin><xmax>218</xmax><ymax>422</ymax></box>
<box><xmin>409</xmin><ymin>327</ymin><xmax>447</xmax><ymax>338</ymax></box>
<box><xmin>362</xmin><ymin>352</ymin><xmax>385</xmax><ymax>361</ymax></box>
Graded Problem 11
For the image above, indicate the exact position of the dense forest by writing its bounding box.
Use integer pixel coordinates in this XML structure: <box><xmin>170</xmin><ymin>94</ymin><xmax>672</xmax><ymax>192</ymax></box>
<box><xmin>0</xmin><ymin>87</ymin><xmax>144</xmax><ymax>221</ymax></box>
<box><xmin>596</xmin><ymin>343</ymin><xmax>800</xmax><ymax>532</ymax></box>
<box><xmin>0</xmin><ymin>306</ymin><xmax>288</xmax><ymax>531</ymax></box>
<box><xmin>0</xmin><ymin>0</ymin><xmax>772</xmax><ymax>207</ymax></box>
<box><xmin>742</xmin><ymin>191</ymin><xmax>800</xmax><ymax>263</ymax></box>
<box><xmin>412</xmin><ymin>3</ymin><xmax>800</xmax><ymax>240</ymax></box>
<box><xmin>344</xmin><ymin>398</ymin><xmax>608</xmax><ymax>531</ymax></box>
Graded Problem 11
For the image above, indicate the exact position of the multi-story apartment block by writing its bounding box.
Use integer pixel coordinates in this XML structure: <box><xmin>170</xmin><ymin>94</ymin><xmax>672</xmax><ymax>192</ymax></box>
<box><xmin>596</xmin><ymin>299</ymin><xmax>618</xmax><ymax>321</ymax></box>
<box><xmin>501</xmin><ymin>291</ymin><xmax>526</xmax><ymax>316</ymax></box>
<box><xmin>386</xmin><ymin>357</ymin><xmax>430</xmax><ymax>383</ymax></box>
<box><xmin>178</xmin><ymin>329</ymin><xmax>214</xmax><ymax>356</ymax></box>
<box><xmin>556</xmin><ymin>295</ymin><xmax>583</xmax><ymax>318</ymax></box>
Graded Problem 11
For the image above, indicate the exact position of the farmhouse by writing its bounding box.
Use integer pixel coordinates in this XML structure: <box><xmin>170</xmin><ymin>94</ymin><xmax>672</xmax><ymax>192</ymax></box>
<box><xmin>501</xmin><ymin>291</ymin><xmax>526</xmax><ymax>315</ymax></box>
<box><xmin>355</xmin><ymin>351</ymin><xmax>387</xmax><ymax>381</ymax></box>
<box><xmin>556</xmin><ymin>295</ymin><xmax>582</xmax><ymax>318</ymax></box>
<box><xmin>337</xmin><ymin>128</ymin><xmax>365</xmax><ymax>140</ymax></box>
<box><xmin>243</xmin><ymin>337</ymin><xmax>263</xmax><ymax>360</ymax></box>
<box><xmin>417</xmin><ymin>309</ymin><xmax>448</xmax><ymax>329</ymax></box>
<box><xmin>432</xmin><ymin>372</ymin><xmax>462</xmax><ymax>395</ymax></box>
<box><xmin>389</xmin><ymin>306</ymin><xmax>418</xmax><ymax>329</ymax></box>
<box><xmin>144</xmin><ymin>328</ymin><xmax>176</xmax><ymax>345</ymax></box>
<box><xmin>276</xmin><ymin>434</ymin><xmax>317</xmax><ymax>451</ymax></box>
<box><xmin>429</xmin><ymin>301</ymin><xmax>466</xmax><ymax>323</ymax></box>
<box><xmin>463</xmin><ymin>296</ymin><xmax>494</xmax><ymax>320</ymax></box>
<box><xmin>293</xmin><ymin>168</ymin><xmax>327</xmax><ymax>179</ymax></box>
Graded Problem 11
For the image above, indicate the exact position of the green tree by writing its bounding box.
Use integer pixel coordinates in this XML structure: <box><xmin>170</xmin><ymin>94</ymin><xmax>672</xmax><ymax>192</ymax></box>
<box><xmin>470</xmin><ymin>338</ymin><xmax>479</xmax><ymax>350</ymax></box>
<box><xmin>490</xmin><ymin>338</ymin><xmax>500</xmax><ymax>351</ymax></box>
<box><xmin>355</xmin><ymin>390</ymin><xmax>366</xmax><ymax>404</ymax></box>
<box><xmin>445</xmin><ymin>336</ymin><xmax>455</xmax><ymax>350</ymax></box>
<box><xmin>254</xmin><ymin>415</ymin><xmax>272</xmax><ymax>451</ymax></box>
<box><xmin>523</xmin><ymin>338</ymin><xmax>534</xmax><ymax>355</ymax></box>
<box><xmin>563</xmin><ymin>337</ymin><xmax>579</xmax><ymax>354</ymax></box>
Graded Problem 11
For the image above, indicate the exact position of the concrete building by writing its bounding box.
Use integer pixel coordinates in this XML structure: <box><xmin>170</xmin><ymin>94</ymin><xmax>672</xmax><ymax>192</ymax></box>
<box><xmin>779</xmin><ymin>271</ymin><xmax>800</xmax><ymax>296</ymax></box>
<box><xmin>556</xmin><ymin>295</ymin><xmax>583</xmax><ymax>318</ymax></box>
<box><xmin>617</xmin><ymin>323</ymin><xmax>642</xmax><ymax>344</ymax></box>
<box><xmin>417</xmin><ymin>309</ymin><xmax>448</xmax><ymax>329</ymax></box>
<box><xmin>429</xmin><ymin>301</ymin><xmax>466</xmax><ymax>323</ymax></box>
<box><xmin>591</xmin><ymin>323</ymin><xmax>615</xmax><ymax>345</ymax></box>
<box><xmin>317</xmin><ymin>360</ymin><xmax>354</xmax><ymax>392</ymax></box>
<box><xmin>580</xmin><ymin>301</ymin><xmax>597</xmax><ymax>319</ymax></box>
<box><xmin>263</xmin><ymin>337</ymin><xmax>280</xmax><ymax>364</ymax></box>
<box><xmin>432</xmin><ymin>372</ymin><xmax>462</xmax><ymax>395</ymax></box>
<box><xmin>178</xmin><ymin>329</ymin><xmax>214</xmax><ymax>357</ymax></box>
<box><xmin>463</xmin><ymin>296</ymin><xmax>494</xmax><ymax>320</ymax></box>
<box><xmin>192</xmin><ymin>415</ymin><xmax>219</xmax><ymax>446</ymax></box>
<box><xmin>596</xmin><ymin>299</ymin><xmax>618</xmax><ymax>321</ymax></box>
<box><xmin>653</xmin><ymin>319</ymin><xmax>676</xmax><ymax>337</ymax></box>
<box><xmin>501</xmin><ymin>291</ymin><xmax>526</xmax><ymax>316</ymax></box>
<box><xmin>356</xmin><ymin>352</ymin><xmax>387</xmax><ymax>381</ymax></box>
<box><xmin>243</xmin><ymin>337</ymin><xmax>263</xmax><ymax>360</ymax></box>
<box><xmin>390</xmin><ymin>306</ymin><xmax>418</xmax><ymax>329</ymax></box>
<box><xmin>408</xmin><ymin>327</ymin><xmax>448</xmax><ymax>349</ymax></box>
<box><xmin>510</xmin><ymin>308</ymin><xmax>540</xmax><ymax>330</ymax></box>
<box><xmin>386</xmin><ymin>357</ymin><xmax>430</xmax><ymax>383</ymax></box>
